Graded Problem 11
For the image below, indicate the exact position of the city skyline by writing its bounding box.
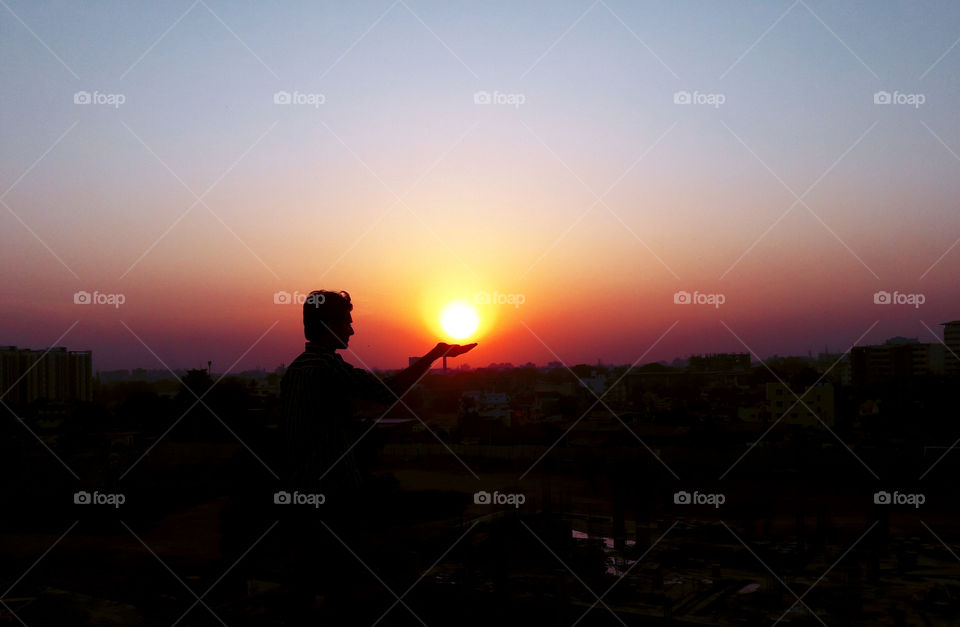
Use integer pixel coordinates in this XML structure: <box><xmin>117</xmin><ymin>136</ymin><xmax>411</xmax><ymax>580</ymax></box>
<box><xmin>0</xmin><ymin>312</ymin><xmax>960</xmax><ymax>373</ymax></box>
<box><xmin>0</xmin><ymin>320</ymin><xmax>960</xmax><ymax>386</ymax></box>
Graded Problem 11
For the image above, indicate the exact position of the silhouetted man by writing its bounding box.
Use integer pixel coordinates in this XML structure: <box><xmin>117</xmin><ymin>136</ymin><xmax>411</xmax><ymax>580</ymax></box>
<box><xmin>282</xmin><ymin>289</ymin><xmax>475</xmax><ymax>496</ymax></box>
<box><xmin>280</xmin><ymin>289</ymin><xmax>474</xmax><ymax>618</ymax></box>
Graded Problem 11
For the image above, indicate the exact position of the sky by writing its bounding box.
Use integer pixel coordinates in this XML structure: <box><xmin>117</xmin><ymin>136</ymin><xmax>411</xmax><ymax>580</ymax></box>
<box><xmin>2</xmin><ymin>0</ymin><xmax>960</xmax><ymax>372</ymax></box>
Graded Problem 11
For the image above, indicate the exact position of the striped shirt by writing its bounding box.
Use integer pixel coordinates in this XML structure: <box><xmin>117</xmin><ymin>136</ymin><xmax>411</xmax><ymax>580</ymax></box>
<box><xmin>281</xmin><ymin>342</ymin><xmax>398</xmax><ymax>494</ymax></box>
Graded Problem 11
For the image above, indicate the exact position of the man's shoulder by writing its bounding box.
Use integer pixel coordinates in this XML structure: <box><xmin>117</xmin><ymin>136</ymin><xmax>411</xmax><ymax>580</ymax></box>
<box><xmin>287</xmin><ymin>351</ymin><xmax>337</xmax><ymax>372</ymax></box>
<box><xmin>285</xmin><ymin>350</ymin><xmax>343</xmax><ymax>374</ymax></box>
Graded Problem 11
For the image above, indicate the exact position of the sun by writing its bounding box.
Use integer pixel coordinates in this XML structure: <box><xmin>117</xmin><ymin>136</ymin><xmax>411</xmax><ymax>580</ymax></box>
<box><xmin>440</xmin><ymin>301</ymin><xmax>480</xmax><ymax>340</ymax></box>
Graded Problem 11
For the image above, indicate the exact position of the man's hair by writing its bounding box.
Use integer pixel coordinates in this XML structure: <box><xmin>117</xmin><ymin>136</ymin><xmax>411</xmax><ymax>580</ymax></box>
<box><xmin>303</xmin><ymin>290</ymin><xmax>352</xmax><ymax>342</ymax></box>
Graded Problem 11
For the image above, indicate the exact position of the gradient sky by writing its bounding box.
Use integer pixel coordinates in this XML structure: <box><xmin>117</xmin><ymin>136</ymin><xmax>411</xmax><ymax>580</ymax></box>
<box><xmin>2</xmin><ymin>0</ymin><xmax>960</xmax><ymax>372</ymax></box>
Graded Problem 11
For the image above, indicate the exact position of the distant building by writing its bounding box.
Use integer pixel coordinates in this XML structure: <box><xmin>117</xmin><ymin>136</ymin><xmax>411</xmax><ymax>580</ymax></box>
<box><xmin>686</xmin><ymin>353</ymin><xmax>752</xmax><ymax>390</ymax></box>
<box><xmin>97</xmin><ymin>368</ymin><xmax>186</xmax><ymax>383</ymax></box>
<box><xmin>0</xmin><ymin>346</ymin><xmax>92</xmax><ymax>404</ymax></box>
<box><xmin>579</xmin><ymin>371</ymin><xmax>607</xmax><ymax>396</ymax></box>
<box><xmin>533</xmin><ymin>379</ymin><xmax>576</xmax><ymax>402</ymax></box>
<box><xmin>884</xmin><ymin>336</ymin><xmax>919</xmax><ymax>345</ymax></box>
<box><xmin>766</xmin><ymin>382</ymin><xmax>835</xmax><ymax>427</ymax></box>
<box><xmin>851</xmin><ymin>337</ymin><xmax>946</xmax><ymax>387</ymax></box>
<box><xmin>0</xmin><ymin>347</ymin><xmax>17</xmax><ymax>398</ymax></box>
<box><xmin>688</xmin><ymin>353</ymin><xmax>751</xmax><ymax>373</ymax></box>
<box><xmin>461</xmin><ymin>391</ymin><xmax>512</xmax><ymax>423</ymax></box>
<box><xmin>943</xmin><ymin>321</ymin><xmax>960</xmax><ymax>377</ymax></box>
<box><xmin>98</xmin><ymin>369</ymin><xmax>131</xmax><ymax>383</ymax></box>
<box><xmin>815</xmin><ymin>352</ymin><xmax>852</xmax><ymax>386</ymax></box>
<box><xmin>459</xmin><ymin>390</ymin><xmax>514</xmax><ymax>439</ymax></box>
<box><xmin>619</xmin><ymin>363</ymin><xmax>686</xmax><ymax>405</ymax></box>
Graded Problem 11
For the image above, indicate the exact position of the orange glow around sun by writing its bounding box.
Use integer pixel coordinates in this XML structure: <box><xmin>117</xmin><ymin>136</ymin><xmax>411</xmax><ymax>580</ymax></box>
<box><xmin>416</xmin><ymin>275</ymin><xmax>498</xmax><ymax>344</ymax></box>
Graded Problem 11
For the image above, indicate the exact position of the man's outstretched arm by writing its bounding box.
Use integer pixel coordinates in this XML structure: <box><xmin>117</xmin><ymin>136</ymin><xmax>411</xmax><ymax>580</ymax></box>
<box><xmin>338</xmin><ymin>342</ymin><xmax>477</xmax><ymax>405</ymax></box>
<box><xmin>390</xmin><ymin>342</ymin><xmax>477</xmax><ymax>393</ymax></box>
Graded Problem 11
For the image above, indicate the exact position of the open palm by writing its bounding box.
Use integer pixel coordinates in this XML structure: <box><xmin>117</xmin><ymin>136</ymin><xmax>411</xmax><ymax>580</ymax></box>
<box><xmin>435</xmin><ymin>342</ymin><xmax>477</xmax><ymax>358</ymax></box>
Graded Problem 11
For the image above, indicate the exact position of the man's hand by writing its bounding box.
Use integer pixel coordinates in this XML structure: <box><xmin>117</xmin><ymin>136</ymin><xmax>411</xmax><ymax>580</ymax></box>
<box><xmin>391</xmin><ymin>343</ymin><xmax>478</xmax><ymax>393</ymax></box>
<box><xmin>432</xmin><ymin>342</ymin><xmax>477</xmax><ymax>359</ymax></box>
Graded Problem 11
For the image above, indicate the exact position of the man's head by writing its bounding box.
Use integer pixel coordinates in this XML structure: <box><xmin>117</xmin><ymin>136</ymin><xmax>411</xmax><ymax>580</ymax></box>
<box><xmin>303</xmin><ymin>290</ymin><xmax>354</xmax><ymax>349</ymax></box>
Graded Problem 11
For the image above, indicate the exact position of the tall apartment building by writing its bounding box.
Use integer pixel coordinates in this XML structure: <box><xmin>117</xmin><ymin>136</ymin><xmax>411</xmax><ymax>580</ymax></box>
<box><xmin>943</xmin><ymin>321</ymin><xmax>960</xmax><ymax>377</ymax></box>
<box><xmin>0</xmin><ymin>346</ymin><xmax>92</xmax><ymax>404</ymax></box>
<box><xmin>851</xmin><ymin>337</ymin><xmax>947</xmax><ymax>388</ymax></box>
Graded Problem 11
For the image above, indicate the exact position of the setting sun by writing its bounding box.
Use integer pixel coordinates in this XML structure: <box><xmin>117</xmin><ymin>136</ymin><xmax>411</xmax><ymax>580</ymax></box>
<box><xmin>440</xmin><ymin>302</ymin><xmax>480</xmax><ymax>340</ymax></box>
